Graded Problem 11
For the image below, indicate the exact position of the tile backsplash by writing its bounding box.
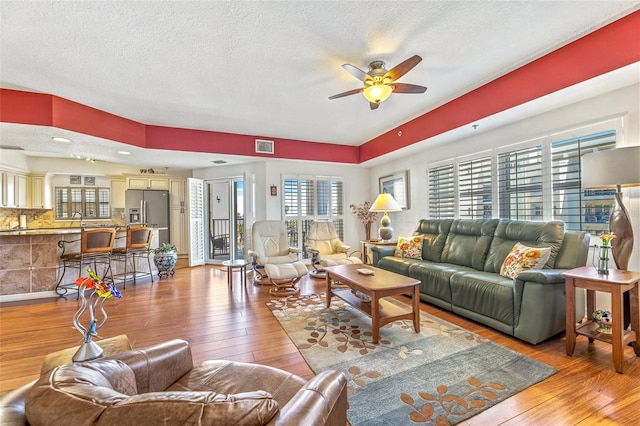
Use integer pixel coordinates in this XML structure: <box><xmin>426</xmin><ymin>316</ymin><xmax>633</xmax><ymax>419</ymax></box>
<box><xmin>0</xmin><ymin>208</ymin><xmax>126</xmax><ymax>230</ymax></box>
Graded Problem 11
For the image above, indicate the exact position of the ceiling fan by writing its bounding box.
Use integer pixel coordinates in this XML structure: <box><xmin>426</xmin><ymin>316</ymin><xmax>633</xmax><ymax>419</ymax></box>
<box><xmin>328</xmin><ymin>54</ymin><xmax>427</xmax><ymax>110</ymax></box>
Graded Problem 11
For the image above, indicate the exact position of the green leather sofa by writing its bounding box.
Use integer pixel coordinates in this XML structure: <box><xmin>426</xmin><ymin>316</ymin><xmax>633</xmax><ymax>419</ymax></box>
<box><xmin>371</xmin><ymin>219</ymin><xmax>590</xmax><ymax>344</ymax></box>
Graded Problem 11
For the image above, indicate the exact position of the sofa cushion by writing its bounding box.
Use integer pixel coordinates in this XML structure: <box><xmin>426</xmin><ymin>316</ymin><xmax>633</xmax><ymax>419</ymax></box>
<box><xmin>378</xmin><ymin>256</ymin><xmax>424</xmax><ymax>276</ymax></box>
<box><xmin>499</xmin><ymin>242</ymin><xmax>551</xmax><ymax>279</ymax></box>
<box><xmin>98</xmin><ymin>390</ymin><xmax>279</xmax><ymax>426</ymax></box>
<box><xmin>484</xmin><ymin>220</ymin><xmax>564</xmax><ymax>273</ymax></box>
<box><xmin>408</xmin><ymin>262</ymin><xmax>474</xmax><ymax>304</ymax></box>
<box><xmin>394</xmin><ymin>236</ymin><xmax>423</xmax><ymax>259</ymax></box>
<box><xmin>26</xmin><ymin>360</ymin><xmax>137</xmax><ymax>426</ymax></box>
<box><xmin>450</xmin><ymin>271</ymin><xmax>515</xmax><ymax>326</ymax></box>
<box><xmin>441</xmin><ymin>219</ymin><xmax>499</xmax><ymax>270</ymax></box>
<box><xmin>413</xmin><ymin>219</ymin><xmax>453</xmax><ymax>262</ymax></box>
<box><xmin>170</xmin><ymin>360</ymin><xmax>306</xmax><ymax>410</ymax></box>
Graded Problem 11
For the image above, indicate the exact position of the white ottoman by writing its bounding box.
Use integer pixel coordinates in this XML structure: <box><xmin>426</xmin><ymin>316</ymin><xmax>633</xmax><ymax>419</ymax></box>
<box><xmin>264</xmin><ymin>261</ymin><xmax>308</xmax><ymax>296</ymax></box>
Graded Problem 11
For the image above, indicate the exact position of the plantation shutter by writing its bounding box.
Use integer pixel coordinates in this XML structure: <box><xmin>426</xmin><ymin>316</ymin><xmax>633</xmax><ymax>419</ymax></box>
<box><xmin>497</xmin><ymin>145</ymin><xmax>543</xmax><ymax>220</ymax></box>
<box><xmin>428</xmin><ymin>164</ymin><xmax>455</xmax><ymax>219</ymax></box>
<box><xmin>551</xmin><ymin>130</ymin><xmax>616</xmax><ymax>232</ymax></box>
<box><xmin>458</xmin><ymin>156</ymin><xmax>493</xmax><ymax>219</ymax></box>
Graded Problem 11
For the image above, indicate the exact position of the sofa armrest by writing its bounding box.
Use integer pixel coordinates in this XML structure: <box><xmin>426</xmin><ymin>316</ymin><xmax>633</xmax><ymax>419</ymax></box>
<box><xmin>289</xmin><ymin>247</ymin><xmax>301</xmax><ymax>254</ymax></box>
<box><xmin>515</xmin><ymin>269</ymin><xmax>566</xmax><ymax>285</ymax></box>
<box><xmin>370</xmin><ymin>246</ymin><xmax>395</xmax><ymax>266</ymax></box>
<box><xmin>269</xmin><ymin>369</ymin><xmax>347</xmax><ymax>426</ymax></box>
<box><xmin>334</xmin><ymin>241</ymin><xmax>350</xmax><ymax>254</ymax></box>
<box><xmin>110</xmin><ymin>339</ymin><xmax>193</xmax><ymax>393</ymax></box>
<box><xmin>0</xmin><ymin>380</ymin><xmax>36</xmax><ymax>426</ymax></box>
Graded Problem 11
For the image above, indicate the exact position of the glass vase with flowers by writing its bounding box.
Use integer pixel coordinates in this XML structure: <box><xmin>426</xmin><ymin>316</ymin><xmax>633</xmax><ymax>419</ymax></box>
<box><xmin>594</xmin><ymin>232</ymin><xmax>616</xmax><ymax>275</ymax></box>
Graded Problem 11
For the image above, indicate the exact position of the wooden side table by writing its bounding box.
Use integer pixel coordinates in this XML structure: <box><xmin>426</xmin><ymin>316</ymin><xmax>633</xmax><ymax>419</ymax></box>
<box><xmin>360</xmin><ymin>240</ymin><xmax>397</xmax><ymax>264</ymax></box>
<box><xmin>563</xmin><ymin>266</ymin><xmax>640</xmax><ymax>373</ymax></box>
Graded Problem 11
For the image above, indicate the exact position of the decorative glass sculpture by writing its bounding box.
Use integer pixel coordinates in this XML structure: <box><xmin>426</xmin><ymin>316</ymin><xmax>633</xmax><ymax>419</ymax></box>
<box><xmin>72</xmin><ymin>269</ymin><xmax>122</xmax><ymax>362</ymax></box>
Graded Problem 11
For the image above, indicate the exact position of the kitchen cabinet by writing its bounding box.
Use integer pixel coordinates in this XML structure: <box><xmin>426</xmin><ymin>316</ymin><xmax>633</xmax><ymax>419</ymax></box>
<box><xmin>0</xmin><ymin>170</ymin><xmax>7</xmax><ymax>207</ymax></box>
<box><xmin>1</xmin><ymin>171</ymin><xmax>15</xmax><ymax>207</ymax></box>
<box><xmin>169</xmin><ymin>178</ymin><xmax>189</xmax><ymax>255</ymax></box>
<box><xmin>1</xmin><ymin>170</ymin><xmax>28</xmax><ymax>208</ymax></box>
<box><xmin>110</xmin><ymin>177</ymin><xmax>127</xmax><ymax>209</ymax></box>
<box><xmin>29</xmin><ymin>174</ymin><xmax>50</xmax><ymax>209</ymax></box>
<box><xmin>127</xmin><ymin>176</ymin><xmax>169</xmax><ymax>190</ymax></box>
<box><xmin>15</xmin><ymin>174</ymin><xmax>28</xmax><ymax>207</ymax></box>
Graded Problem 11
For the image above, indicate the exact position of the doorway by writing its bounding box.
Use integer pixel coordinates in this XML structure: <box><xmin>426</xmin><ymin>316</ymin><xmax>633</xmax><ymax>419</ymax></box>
<box><xmin>205</xmin><ymin>177</ymin><xmax>245</xmax><ymax>263</ymax></box>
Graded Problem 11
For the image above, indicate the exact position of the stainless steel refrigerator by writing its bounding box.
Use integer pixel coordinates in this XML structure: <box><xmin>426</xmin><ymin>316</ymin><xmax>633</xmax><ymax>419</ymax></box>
<box><xmin>125</xmin><ymin>189</ymin><xmax>170</xmax><ymax>245</ymax></box>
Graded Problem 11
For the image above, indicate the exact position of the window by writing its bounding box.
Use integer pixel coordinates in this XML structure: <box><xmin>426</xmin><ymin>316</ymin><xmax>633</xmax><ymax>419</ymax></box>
<box><xmin>55</xmin><ymin>187</ymin><xmax>111</xmax><ymax>220</ymax></box>
<box><xmin>283</xmin><ymin>175</ymin><xmax>344</xmax><ymax>257</ymax></box>
<box><xmin>427</xmin><ymin>163</ymin><xmax>455</xmax><ymax>218</ymax></box>
<box><xmin>426</xmin><ymin>121</ymin><xmax>620</xmax><ymax>235</ymax></box>
<box><xmin>458</xmin><ymin>156</ymin><xmax>493</xmax><ymax>219</ymax></box>
<box><xmin>497</xmin><ymin>145</ymin><xmax>543</xmax><ymax>220</ymax></box>
<box><xmin>551</xmin><ymin>130</ymin><xmax>616</xmax><ymax>232</ymax></box>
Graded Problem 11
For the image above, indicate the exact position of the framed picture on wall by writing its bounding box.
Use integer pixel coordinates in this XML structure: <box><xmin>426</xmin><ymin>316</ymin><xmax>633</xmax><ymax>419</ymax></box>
<box><xmin>70</xmin><ymin>175</ymin><xmax>82</xmax><ymax>184</ymax></box>
<box><xmin>379</xmin><ymin>170</ymin><xmax>410</xmax><ymax>209</ymax></box>
<box><xmin>84</xmin><ymin>176</ymin><xmax>95</xmax><ymax>186</ymax></box>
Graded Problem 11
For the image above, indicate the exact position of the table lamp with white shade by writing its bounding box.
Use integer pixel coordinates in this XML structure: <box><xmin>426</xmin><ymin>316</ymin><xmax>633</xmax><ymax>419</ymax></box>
<box><xmin>582</xmin><ymin>145</ymin><xmax>640</xmax><ymax>330</ymax></box>
<box><xmin>369</xmin><ymin>193</ymin><xmax>402</xmax><ymax>241</ymax></box>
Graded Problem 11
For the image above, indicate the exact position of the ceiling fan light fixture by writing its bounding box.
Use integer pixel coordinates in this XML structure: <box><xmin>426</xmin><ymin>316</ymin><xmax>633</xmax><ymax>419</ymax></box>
<box><xmin>362</xmin><ymin>83</ymin><xmax>393</xmax><ymax>104</ymax></box>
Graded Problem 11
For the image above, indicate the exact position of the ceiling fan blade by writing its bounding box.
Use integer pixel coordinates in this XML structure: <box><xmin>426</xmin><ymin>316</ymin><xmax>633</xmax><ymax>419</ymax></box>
<box><xmin>328</xmin><ymin>88</ymin><xmax>362</xmax><ymax>100</ymax></box>
<box><xmin>385</xmin><ymin>55</ymin><xmax>422</xmax><ymax>81</ymax></box>
<box><xmin>392</xmin><ymin>83</ymin><xmax>428</xmax><ymax>94</ymax></box>
<box><xmin>369</xmin><ymin>102</ymin><xmax>380</xmax><ymax>110</ymax></box>
<box><xmin>342</xmin><ymin>64</ymin><xmax>370</xmax><ymax>82</ymax></box>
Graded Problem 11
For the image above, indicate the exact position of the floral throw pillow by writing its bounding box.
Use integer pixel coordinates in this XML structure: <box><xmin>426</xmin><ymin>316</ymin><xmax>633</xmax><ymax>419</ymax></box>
<box><xmin>394</xmin><ymin>236</ymin><xmax>423</xmax><ymax>259</ymax></box>
<box><xmin>500</xmin><ymin>242</ymin><xmax>552</xmax><ymax>279</ymax></box>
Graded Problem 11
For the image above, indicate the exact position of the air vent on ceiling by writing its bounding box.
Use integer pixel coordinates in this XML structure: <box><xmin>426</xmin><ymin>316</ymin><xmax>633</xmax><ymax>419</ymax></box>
<box><xmin>255</xmin><ymin>139</ymin><xmax>274</xmax><ymax>154</ymax></box>
<box><xmin>211</xmin><ymin>160</ymin><xmax>227</xmax><ymax>165</ymax></box>
<box><xmin>0</xmin><ymin>145</ymin><xmax>25</xmax><ymax>150</ymax></box>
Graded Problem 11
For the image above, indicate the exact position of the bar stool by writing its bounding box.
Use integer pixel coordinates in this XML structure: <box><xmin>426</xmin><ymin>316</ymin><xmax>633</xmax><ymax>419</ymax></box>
<box><xmin>111</xmin><ymin>225</ymin><xmax>154</xmax><ymax>288</ymax></box>
<box><xmin>56</xmin><ymin>228</ymin><xmax>116</xmax><ymax>297</ymax></box>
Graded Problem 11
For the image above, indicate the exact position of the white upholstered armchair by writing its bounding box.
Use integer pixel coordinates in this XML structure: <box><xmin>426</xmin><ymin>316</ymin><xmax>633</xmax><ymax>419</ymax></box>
<box><xmin>305</xmin><ymin>221</ymin><xmax>362</xmax><ymax>278</ymax></box>
<box><xmin>248</xmin><ymin>221</ymin><xmax>307</xmax><ymax>294</ymax></box>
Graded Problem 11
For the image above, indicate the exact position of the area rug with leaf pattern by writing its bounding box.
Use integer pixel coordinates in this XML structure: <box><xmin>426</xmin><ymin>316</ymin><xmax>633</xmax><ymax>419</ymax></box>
<box><xmin>266</xmin><ymin>293</ymin><xmax>557</xmax><ymax>425</ymax></box>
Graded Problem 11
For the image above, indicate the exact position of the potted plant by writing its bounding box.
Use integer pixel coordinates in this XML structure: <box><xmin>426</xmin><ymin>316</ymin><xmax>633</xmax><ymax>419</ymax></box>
<box><xmin>153</xmin><ymin>243</ymin><xmax>178</xmax><ymax>278</ymax></box>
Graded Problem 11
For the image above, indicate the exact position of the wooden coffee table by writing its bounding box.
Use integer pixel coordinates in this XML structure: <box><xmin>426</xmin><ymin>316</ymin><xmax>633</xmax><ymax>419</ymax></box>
<box><xmin>324</xmin><ymin>264</ymin><xmax>421</xmax><ymax>343</ymax></box>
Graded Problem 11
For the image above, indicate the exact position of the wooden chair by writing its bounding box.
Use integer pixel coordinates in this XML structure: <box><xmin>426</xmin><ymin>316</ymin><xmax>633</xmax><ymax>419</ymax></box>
<box><xmin>111</xmin><ymin>225</ymin><xmax>154</xmax><ymax>288</ymax></box>
<box><xmin>55</xmin><ymin>228</ymin><xmax>116</xmax><ymax>297</ymax></box>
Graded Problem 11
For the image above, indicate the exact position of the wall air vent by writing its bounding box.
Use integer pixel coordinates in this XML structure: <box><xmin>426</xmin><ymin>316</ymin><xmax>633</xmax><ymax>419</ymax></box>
<box><xmin>0</xmin><ymin>145</ymin><xmax>25</xmax><ymax>150</ymax></box>
<box><xmin>211</xmin><ymin>160</ymin><xmax>227</xmax><ymax>164</ymax></box>
<box><xmin>255</xmin><ymin>139</ymin><xmax>274</xmax><ymax>154</ymax></box>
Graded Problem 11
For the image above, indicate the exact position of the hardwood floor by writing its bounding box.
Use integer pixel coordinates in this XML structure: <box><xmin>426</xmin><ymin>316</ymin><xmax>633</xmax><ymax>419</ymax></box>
<box><xmin>1</xmin><ymin>265</ymin><xmax>639</xmax><ymax>424</ymax></box>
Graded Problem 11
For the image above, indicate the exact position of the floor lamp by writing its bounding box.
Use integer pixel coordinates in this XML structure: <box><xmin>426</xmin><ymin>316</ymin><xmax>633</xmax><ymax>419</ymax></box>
<box><xmin>369</xmin><ymin>193</ymin><xmax>402</xmax><ymax>241</ymax></box>
<box><xmin>582</xmin><ymin>146</ymin><xmax>640</xmax><ymax>329</ymax></box>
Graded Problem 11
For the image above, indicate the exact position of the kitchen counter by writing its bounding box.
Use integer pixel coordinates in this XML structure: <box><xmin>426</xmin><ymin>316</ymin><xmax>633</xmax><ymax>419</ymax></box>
<box><xmin>0</xmin><ymin>226</ymin><xmax>167</xmax><ymax>236</ymax></box>
<box><xmin>0</xmin><ymin>227</ymin><xmax>162</xmax><ymax>301</ymax></box>
<box><xmin>0</xmin><ymin>227</ymin><xmax>122</xmax><ymax>236</ymax></box>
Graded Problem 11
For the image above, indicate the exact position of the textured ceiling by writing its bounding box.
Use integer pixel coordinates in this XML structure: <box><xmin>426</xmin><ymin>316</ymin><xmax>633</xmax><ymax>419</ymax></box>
<box><xmin>1</xmin><ymin>1</ymin><xmax>639</xmax><ymax>170</ymax></box>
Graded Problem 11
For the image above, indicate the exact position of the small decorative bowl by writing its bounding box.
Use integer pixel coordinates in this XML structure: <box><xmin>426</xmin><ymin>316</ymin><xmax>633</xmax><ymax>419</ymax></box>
<box><xmin>592</xmin><ymin>309</ymin><xmax>613</xmax><ymax>334</ymax></box>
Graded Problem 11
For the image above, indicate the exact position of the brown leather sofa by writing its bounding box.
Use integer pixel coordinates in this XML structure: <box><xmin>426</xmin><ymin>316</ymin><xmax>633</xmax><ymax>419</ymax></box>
<box><xmin>0</xmin><ymin>339</ymin><xmax>348</xmax><ymax>426</ymax></box>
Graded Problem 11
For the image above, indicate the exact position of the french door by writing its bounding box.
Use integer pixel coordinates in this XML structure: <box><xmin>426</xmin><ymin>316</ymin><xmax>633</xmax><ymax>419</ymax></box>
<box><xmin>204</xmin><ymin>177</ymin><xmax>245</xmax><ymax>263</ymax></box>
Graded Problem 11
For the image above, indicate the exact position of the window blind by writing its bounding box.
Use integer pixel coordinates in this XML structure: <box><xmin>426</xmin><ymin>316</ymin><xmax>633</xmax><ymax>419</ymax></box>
<box><xmin>551</xmin><ymin>130</ymin><xmax>616</xmax><ymax>232</ymax></box>
<box><xmin>458</xmin><ymin>156</ymin><xmax>493</xmax><ymax>219</ymax></box>
<box><xmin>283</xmin><ymin>176</ymin><xmax>344</xmax><ymax>256</ymax></box>
<box><xmin>428</xmin><ymin>164</ymin><xmax>455</xmax><ymax>219</ymax></box>
<box><xmin>497</xmin><ymin>145</ymin><xmax>543</xmax><ymax>220</ymax></box>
